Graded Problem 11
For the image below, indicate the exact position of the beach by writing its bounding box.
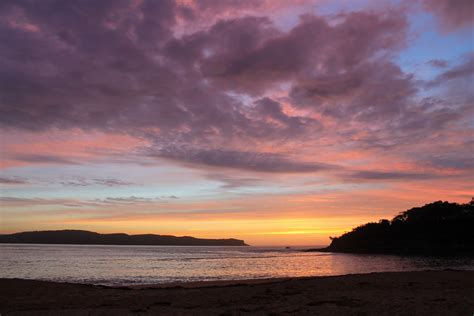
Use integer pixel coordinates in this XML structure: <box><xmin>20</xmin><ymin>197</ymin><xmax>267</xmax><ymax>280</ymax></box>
<box><xmin>1</xmin><ymin>270</ymin><xmax>473</xmax><ymax>315</ymax></box>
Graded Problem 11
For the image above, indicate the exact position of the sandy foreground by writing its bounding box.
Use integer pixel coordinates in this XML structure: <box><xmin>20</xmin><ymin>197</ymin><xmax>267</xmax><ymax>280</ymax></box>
<box><xmin>1</xmin><ymin>270</ymin><xmax>473</xmax><ymax>315</ymax></box>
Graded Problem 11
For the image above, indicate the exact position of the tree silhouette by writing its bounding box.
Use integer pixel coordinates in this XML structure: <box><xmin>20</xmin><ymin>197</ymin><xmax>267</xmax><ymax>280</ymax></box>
<box><xmin>319</xmin><ymin>200</ymin><xmax>474</xmax><ymax>256</ymax></box>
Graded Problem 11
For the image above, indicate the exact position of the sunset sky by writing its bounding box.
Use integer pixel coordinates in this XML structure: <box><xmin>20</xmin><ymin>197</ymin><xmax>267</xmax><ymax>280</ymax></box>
<box><xmin>0</xmin><ymin>0</ymin><xmax>473</xmax><ymax>246</ymax></box>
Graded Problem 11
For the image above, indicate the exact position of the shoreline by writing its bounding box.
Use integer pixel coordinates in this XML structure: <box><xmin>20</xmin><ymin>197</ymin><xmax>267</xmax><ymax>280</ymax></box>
<box><xmin>127</xmin><ymin>277</ymin><xmax>296</xmax><ymax>289</ymax></box>
<box><xmin>1</xmin><ymin>270</ymin><xmax>473</xmax><ymax>315</ymax></box>
<box><xmin>305</xmin><ymin>247</ymin><xmax>474</xmax><ymax>257</ymax></box>
<box><xmin>107</xmin><ymin>268</ymin><xmax>468</xmax><ymax>288</ymax></box>
<box><xmin>5</xmin><ymin>268</ymin><xmax>469</xmax><ymax>289</ymax></box>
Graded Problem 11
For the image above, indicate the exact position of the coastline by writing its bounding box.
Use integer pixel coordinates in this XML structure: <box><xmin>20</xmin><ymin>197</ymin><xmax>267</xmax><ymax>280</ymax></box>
<box><xmin>305</xmin><ymin>247</ymin><xmax>474</xmax><ymax>257</ymax></box>
<box><xmin>1</xmin><ymin>270</ymin><xmax>473</xmax><ymax>315</ymax></box>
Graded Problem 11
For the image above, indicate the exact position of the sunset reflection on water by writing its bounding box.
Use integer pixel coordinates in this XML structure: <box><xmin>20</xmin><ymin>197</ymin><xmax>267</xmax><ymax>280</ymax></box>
<box><xmin>1</xmin><ymin>244</ymin><xmax>473</xmax><ymax>286</ymax></box>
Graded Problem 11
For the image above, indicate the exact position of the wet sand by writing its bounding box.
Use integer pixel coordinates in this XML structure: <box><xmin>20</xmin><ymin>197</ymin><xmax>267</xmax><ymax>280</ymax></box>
<box><xmin>1</xmin><ymin>270</ymin><xmax>473</xmax><ymax>315</ymax></box>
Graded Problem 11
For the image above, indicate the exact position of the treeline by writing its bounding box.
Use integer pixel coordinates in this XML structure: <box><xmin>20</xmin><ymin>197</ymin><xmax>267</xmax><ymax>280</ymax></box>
<box><xmin>316</xmin><ymin>200</ymin><xmax>474</xmax><ymax>256</ymax></box>
<box><xmin>0</xmin><ymin>230</ymin><xmax>248</xmax><ymax>246</ymax></box>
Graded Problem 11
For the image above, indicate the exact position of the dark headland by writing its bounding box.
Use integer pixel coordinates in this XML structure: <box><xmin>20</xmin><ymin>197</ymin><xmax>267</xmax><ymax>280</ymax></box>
<box><xmin>309</xmin><ymin>200</ymin><xmax>474</xmax><ymax>256</ymax></box>
<box><xmin>0</xmin><ymin>229</ymin><xmax>248</xmax><ymax>246</ymax></box>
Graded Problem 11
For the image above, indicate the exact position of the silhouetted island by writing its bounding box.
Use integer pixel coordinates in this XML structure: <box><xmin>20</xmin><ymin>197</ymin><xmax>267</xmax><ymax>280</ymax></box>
<box><xmin>0</xmin><ymin>230</ymin><xmax>248</xmax><ymax>246</ymax></box>
<box><xmin>309</xmin><ymin>200</ymin><xmax>474</xmax><ymax>256</ymax></box>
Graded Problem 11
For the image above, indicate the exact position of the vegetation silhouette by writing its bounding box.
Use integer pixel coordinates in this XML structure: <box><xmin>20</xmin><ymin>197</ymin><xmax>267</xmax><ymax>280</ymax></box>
<box><xmin>312</xmin><ymin>199</ymin><xmax>474</xmax><ymax>256</ymax></box>
<box><xmin>0</xmin><ymin>230</ymin><xmax>248</xmax><ymax>246</ymax></box>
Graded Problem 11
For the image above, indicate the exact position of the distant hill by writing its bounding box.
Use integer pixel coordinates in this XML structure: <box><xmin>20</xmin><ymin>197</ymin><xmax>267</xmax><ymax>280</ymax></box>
<box><xmin>310</xmin><ymin>200</ymin><xmax>474</xmax><ymax>256</ymax></box>
<box><xmin>0</xmin><ymin>230</ymin><xmax>248</xmax><ymax>246</ymax></box>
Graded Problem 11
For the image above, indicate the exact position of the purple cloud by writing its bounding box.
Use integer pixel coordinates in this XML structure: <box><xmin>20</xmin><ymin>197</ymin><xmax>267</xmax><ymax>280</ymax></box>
<box><xmin>9</xmin><ymin>154</ymin><xmax>78</xmax><ymax>165</ymax></box>
<box><xmin>0</xmin><ymin>177</ymin><xmax>29</xmax><ymax>185</ymax></box>
<box><xmin>423</xmin><ymin>0</ymin><xmax>474</xmax><ymax>32</ymax></box>
<box><xmin>427</xmin><ymin>59</ymin><xmax>448</xmax><ymax>68</ymax></box>
<box><xmin>59</xmin><ymin>177</ymin><xmax>134</xmax><ymax>187</ymax></box>
<box><xmin>430</xmin><ymin>54</ymin><xmax>474</xmax><ymax>84</ymax></box>
<box><xmin>346</xmin><ymin>170</ymin><xmax>439</xmax><ymax>181</ymax></box>
<box><xmin>148</xmin><ymin>146</ymin><xmax>336</xmax><ymax>173</ymax></box>
<box><xmin>0</xmin><ymin>0</ymin><xmax>470</xmax><ymax>174</ymax></box>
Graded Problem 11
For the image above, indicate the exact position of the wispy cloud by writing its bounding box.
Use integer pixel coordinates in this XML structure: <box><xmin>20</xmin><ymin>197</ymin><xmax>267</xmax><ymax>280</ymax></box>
<box><xmin>0</xmin><ymin>176</ymin><xmax>29</xmax><ymax>185</ymax></box>
<box><xmin>422</xmin><ymin>0</ymin><xmax>474</xmax><ymax>32</ymax></box>
<box><xmin>8</xmin><ymin>154</ymin><xmax>78</xmax><ymax>165</ymax></box>
<box><xmin>149</xmin><ymin>146</ymin><xmax>336</xmax><ymax>173</ymax></box>
<box><xmin>345</xmin><ymin>170</ymin><xmax>439</xmax><ymax>181</ymax></box>
<box><xmin>59</xmin><ymin>177</ymin><xmax>134</xmax><ymax>187</ymax></box>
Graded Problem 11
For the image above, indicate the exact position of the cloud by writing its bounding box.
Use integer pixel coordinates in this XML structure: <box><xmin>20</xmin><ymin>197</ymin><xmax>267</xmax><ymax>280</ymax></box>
<box><xmin>59</xmin><ymin>177</ymin><xmax>134</xmax><ymax>187</ymax></box>
<box><xmin>0</xmin><ymin>0</ymin><xmax>470</xmax><ymax>176</ymax></box>
<box><xmin>0</xmin><ymin>3</ymin><xmax>408</xmax><ymax>134</ymax></box>
<box><xmin>160</xmin><ymin>195</ymin><xmax>179</xmax><ymax>199</ymax></box>
<box><xmin>0</xmin><ymin>196</ymin><xmax>67</xmax><ymax>207</ymax></box>
<box><xmin>174</xmin><ymin>11</ymin><xmax>407</xmax><ymax>97</ymax></box>
<box><xmin>430</xmin><ymin>54</ymin><xmax>474</xmax><ymax>85</ymax></box>
<box><xmin>289</xmin><ymin>61</ymin><xmax>416</xmax><ymax>123</ymax></box>
<box><xmin>0</xmin><ymin>196</ymin><xmax>40</xmax><ymax>203</ymax></box>
<box><xmin>427</xmin><ymin>59</ymin><xmax>448</xmax><ymax>68</ymax></box>
<box><xmin>425</xmin><ymin>155</ymin><xmax>474</xmax><ymax>171</ymax></box>
<box><xmin>0</xmin><ymin>0</ymin><xmax>179</xmax><ymax>131</ymax></box>
<box><xmin>346</xmin><ymin>170</ymin><xmax>438</xmax><ymax>181</ymax></box>
<box><xmin>422</xmin><ymin>0</ymin><xmax>474</xmax><ymax>32</ymax></box>
<box><xmin>424</xmin><ymin>55</ymin><xmax>474</xmax><ymax>118</ymax></box>
<box><xmin>0</xmin><ymin>176</ymin><xmax>28</xmax><ymax>185</ymax></box>
<box><xmin>91</xmin><ymin>178</ymin><xmax>134</xmax><ymax>187</ymax></box>
<box><xmin>252</xmin><ymin>97</ymin><xmax>319</xmax><ymax>136</ymax></box>
<box><xmin>149</xmin><ymin>146</ymin><xmax>335</xmax><ymax>173</ymax></box>
<box><xmin>8</xmin><ymin>154</ymin><xmax>78</xmax><ymax>165</ymax></box>
<box><xmin>96</xmin><ymin>196</ymin><xmax>159</xmax><ymax>204</ymax></box>
<box><xmin>205</xmin><ymin>173</ymin><xmax>263</xmax><ymax>189</ymax></box>
<box><xmin>0</xmin><ymin>195</ymin><xmax>175</xmax><ymax>208</ymax></box>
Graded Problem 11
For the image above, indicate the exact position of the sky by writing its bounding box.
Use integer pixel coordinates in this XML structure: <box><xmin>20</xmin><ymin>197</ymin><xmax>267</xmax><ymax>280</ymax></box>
<box><xmin>0</xmin><ymin>0</ymin><xmax>473</xmax><ymax>246</ymax></box>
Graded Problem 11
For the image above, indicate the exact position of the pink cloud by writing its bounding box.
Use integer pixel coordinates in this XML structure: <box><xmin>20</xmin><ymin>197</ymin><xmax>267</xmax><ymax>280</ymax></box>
<box><xmin>423</xmin><ymin>0</ymin><xmax>474</xmax><ymax>32</ymax></box>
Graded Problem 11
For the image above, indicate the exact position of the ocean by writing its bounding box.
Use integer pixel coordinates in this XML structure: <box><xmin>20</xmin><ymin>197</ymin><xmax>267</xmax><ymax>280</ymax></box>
<box><xmin>1</xmin><ymin>244</ymin><xmax>473</xmax><ymax>286</ymax></box>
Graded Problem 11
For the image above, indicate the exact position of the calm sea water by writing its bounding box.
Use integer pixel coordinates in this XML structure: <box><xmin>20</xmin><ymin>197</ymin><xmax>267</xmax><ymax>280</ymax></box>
<box><xmin>1</xmin><ymin>244</ymin><xmax>473</xmax><ymax>286</ymax></box>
